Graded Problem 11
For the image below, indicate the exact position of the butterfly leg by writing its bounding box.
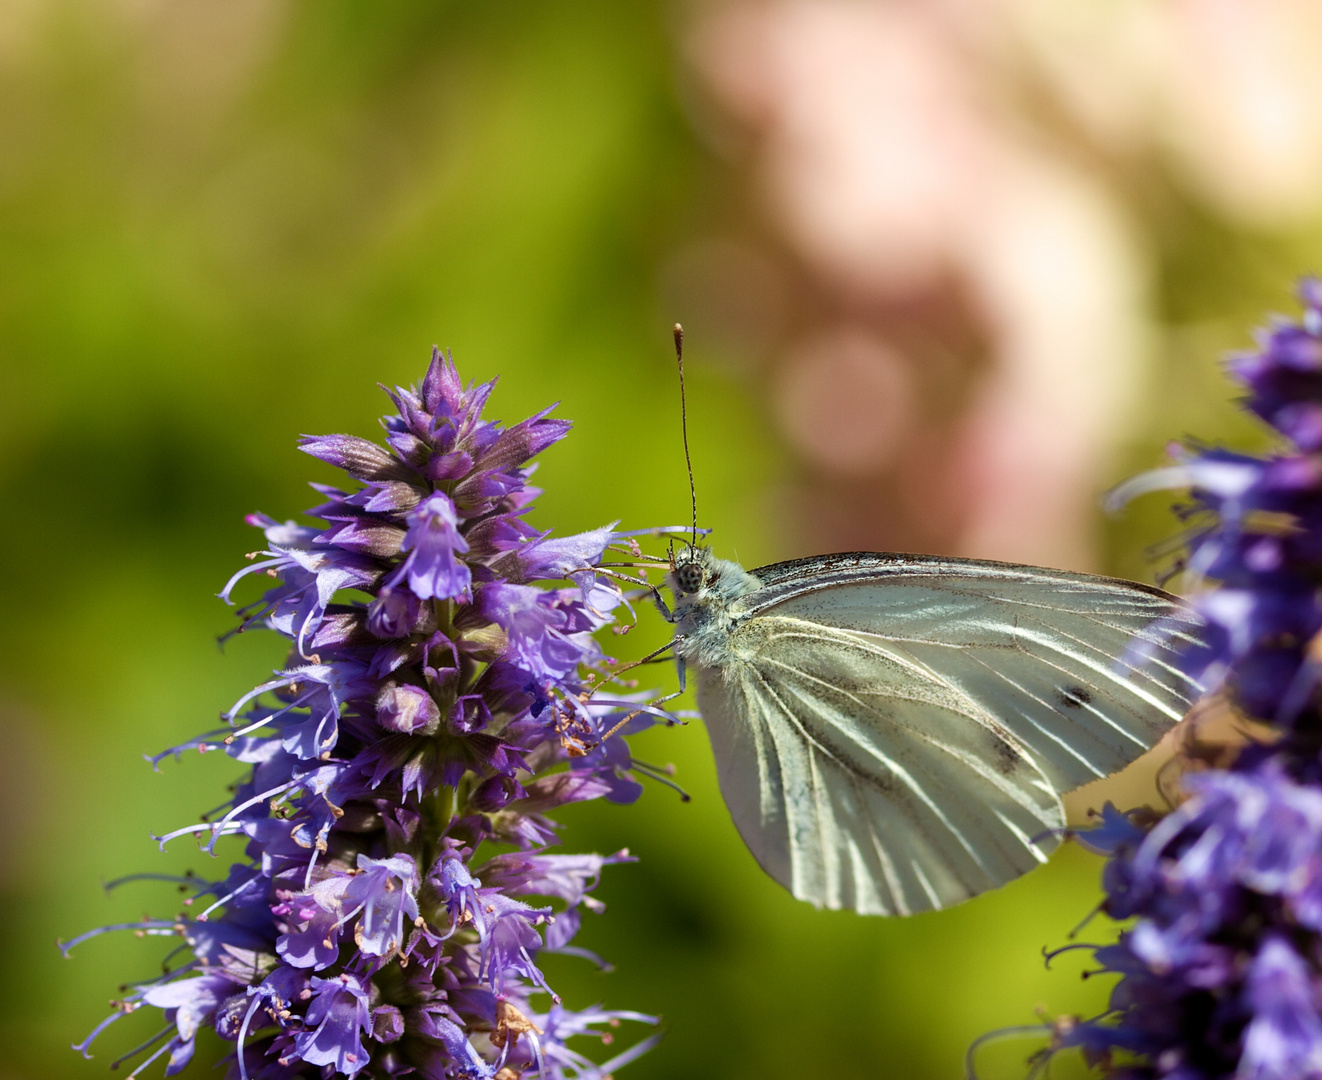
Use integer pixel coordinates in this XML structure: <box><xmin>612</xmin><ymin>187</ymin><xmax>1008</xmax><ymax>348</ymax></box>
<box><xmin>592</xmin><ymin>640</ymin><xmax>690</xmax><ymax>746</ymax></box>
<box><xmin>584</xmin><ymin>636</ymin><xmax>680</xmax><ymax>696</ymax></box>
<box><xmin>651</xmin><ymin>590</ymin><xmax>676</xmax><ymax>623</ymax></box>
<box><xmin>615</xmin><ymin>646</ymin><xmax>688</xmax><ymax>715</ymax></box>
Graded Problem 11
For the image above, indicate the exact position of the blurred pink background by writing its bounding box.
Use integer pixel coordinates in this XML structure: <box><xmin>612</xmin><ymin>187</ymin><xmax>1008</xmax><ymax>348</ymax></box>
<box><xmin>676</xmin><ymin>0</ymin><xmax>1322</xmax><ymax>573</ymax></box>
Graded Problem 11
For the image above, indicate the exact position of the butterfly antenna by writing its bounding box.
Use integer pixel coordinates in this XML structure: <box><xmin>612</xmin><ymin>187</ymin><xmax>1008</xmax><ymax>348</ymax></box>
<box><xmin>674</xmin><ymin>322</ymin><xmax>698</xmax><ymax>550</ymax></box>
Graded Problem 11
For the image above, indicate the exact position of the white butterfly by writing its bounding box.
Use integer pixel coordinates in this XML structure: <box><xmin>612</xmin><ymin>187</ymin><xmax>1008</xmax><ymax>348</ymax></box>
<box><xmin>656</xmin><ymin>546</ymin><xmax>1204</xmax><ymax>916</ymax></box>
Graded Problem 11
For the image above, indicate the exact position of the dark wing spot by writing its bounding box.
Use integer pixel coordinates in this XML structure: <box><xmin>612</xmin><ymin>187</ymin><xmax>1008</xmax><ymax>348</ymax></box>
<box><xmin>987</xmin><ymin>729</ymin><xmax>1022</xmax><ymax>775</ymax></box>
<box><xmin>1059</xmin><ymin>686</ymin><xmax>1092</xmax><ymax>710</ymax></box>
<box><xmin>866</xmin><ymin>766</ymin><xmax>895</xmax><ymax>794</ymax></box>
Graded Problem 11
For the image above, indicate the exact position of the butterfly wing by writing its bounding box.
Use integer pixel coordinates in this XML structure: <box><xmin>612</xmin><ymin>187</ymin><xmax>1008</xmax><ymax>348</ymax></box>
<box><xmin>695</xmin><ymin>553</ymin><xmax>1203</xmax><ymax>915</ymax></box>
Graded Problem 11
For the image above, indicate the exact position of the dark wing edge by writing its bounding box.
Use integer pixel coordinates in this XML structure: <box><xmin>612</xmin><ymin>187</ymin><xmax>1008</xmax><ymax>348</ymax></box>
<box><xmin>748</xmin><ymin>550</ymin><xmax>1187</xmax><ymax>611</ymax></box>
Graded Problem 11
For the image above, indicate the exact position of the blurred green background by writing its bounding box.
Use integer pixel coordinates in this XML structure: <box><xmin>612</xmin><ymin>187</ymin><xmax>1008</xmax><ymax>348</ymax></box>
<box><xmin>3</xmin><ymin>3</ymin><xmax>1321</xmax><ymax>1080</ymax></box>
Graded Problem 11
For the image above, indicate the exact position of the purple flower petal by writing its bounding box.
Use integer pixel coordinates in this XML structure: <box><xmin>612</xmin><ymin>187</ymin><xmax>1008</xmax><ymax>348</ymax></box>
<box><xmin>389</xmin><ymin>490</ymin><xmax>472</xmax><ymax>602</ymax></box>
<box><xmin>293</xmin><ymin>974</ymin><xmax>372</xmax><ymax>1076</ymax></box>
<box><xmin>340</xmin><ymin>853</ymin><xmax>420</xmax><ymax>958</ymax></box>
<box><xmin>1242</xmin><ymin>935</ymin><xmax>1322</xmax><ymax>1080</ymax></box>
<box><xmin>299</xmin><ymin>433</ymin><xmax>416</xmax><ymax>483</ymax></box>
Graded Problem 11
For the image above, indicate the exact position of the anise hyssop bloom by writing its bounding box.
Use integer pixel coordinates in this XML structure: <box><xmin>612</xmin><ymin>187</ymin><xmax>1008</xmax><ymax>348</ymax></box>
<box><xmin>65</xmin><ymin>351</ymin><xmax>676</xmax><ymax>1080</ymax></box>
<box><xmin>1024</xmin><ymin>282</ymin><xmax>1322</xmax><ymax>1079</ymax></box>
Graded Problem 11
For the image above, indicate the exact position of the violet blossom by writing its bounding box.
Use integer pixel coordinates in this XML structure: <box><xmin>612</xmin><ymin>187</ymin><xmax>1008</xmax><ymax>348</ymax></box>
<box><xmin>992</xmin><ymin>282</ymin><xmax>1322</xmax><ymax>1079</ymax></box>
<box><xmin>64</xmin><ymin>349</ymin><xmax>681</xmax><ymax>1079</ymax></box>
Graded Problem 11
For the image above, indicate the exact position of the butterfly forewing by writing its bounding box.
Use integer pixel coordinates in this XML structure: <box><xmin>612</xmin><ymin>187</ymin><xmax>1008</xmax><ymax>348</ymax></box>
<box><xmin>746</xmin><ymin>554</ymin><xmax>1203</xmax><ymax>792</ymax></box>
<box><xmin>693</xmin><ymin>553</ymin><xmax>1204</xmax><ymax>915</ymax></box>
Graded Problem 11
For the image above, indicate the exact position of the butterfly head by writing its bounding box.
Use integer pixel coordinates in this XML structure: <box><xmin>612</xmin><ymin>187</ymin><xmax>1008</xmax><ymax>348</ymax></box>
<box><xmin>669</xmin><ymin>547</ymin><xmax>713</xmax><ymax>598</ymax></box>
<box><xmin>664</xmin><ymin>547</ymin><xmax>762</xmax><ymax>630</ymax></box>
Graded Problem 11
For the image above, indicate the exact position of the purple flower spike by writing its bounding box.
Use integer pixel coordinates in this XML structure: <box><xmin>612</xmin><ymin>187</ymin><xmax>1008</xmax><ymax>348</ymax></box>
<box><xmin>1009</xmin><ymin>285</ymin><xmax>1322</xmax><ymax>1080</ymax></box>
<box><xmin>67</xmin><ymin>350</ymin><xmax>667</xmax><ymax>1079</ymax></box>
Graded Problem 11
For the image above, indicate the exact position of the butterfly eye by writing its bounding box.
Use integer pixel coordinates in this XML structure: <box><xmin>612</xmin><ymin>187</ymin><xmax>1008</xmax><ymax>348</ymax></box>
<box><xmin>675</xmin><ymin>562</ymin><xmax>705</xmax><ymax>595</ymax></box>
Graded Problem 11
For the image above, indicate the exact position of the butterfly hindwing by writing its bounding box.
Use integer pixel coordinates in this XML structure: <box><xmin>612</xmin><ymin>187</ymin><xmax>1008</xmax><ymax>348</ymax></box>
<box><xmin>699</xmin><ymin>616</ymin><xmax>1063</xmax><ymax>916</ymax></box>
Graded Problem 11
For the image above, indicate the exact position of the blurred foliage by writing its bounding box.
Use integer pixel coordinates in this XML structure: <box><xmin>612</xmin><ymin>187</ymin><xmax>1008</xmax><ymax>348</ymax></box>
<box><xmin>1</xmin><ymin>3</ymin><xmax>1319</xmax><ymax>1080</ymax></box>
